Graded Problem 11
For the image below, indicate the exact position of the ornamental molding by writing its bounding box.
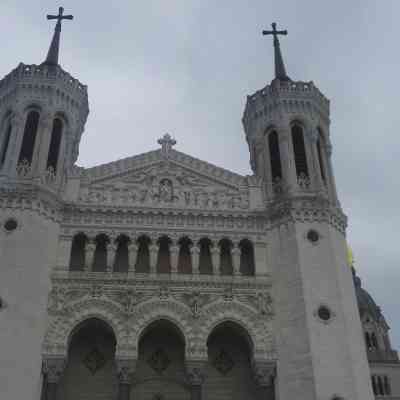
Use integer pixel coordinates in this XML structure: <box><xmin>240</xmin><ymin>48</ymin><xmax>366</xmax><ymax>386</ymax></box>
<box><xmin>267</xmin><ymin>196</ymin><xmax>347</xmax><ymax>234</ymax></box>
<box><xmin>83</xmin><ymin>149</ymin><xmax>247</xmax><ymax>188</ymax></box>
<box><xmin>43</xmin><ymin>278</ymin><xmax>275</xmax><ymax>362</ymax></box>
<box><xmin>0</xmin><ymin>186</ymin><xmax>62</xmax><ymax>223</ymax></box>
<box><xmin>60</xmin><ymin>209</ymin><xmax>268</xmax><ymax>237</ymax></box>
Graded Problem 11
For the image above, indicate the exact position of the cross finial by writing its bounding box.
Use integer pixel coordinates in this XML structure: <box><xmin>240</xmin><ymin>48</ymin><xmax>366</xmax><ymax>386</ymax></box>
<box><xmin>47</xmin><ymin>7</ymin><xmax>74</xmax><ymax>27</ymax></box>
<box><xmin>262</xmin><ymin>22</ymin><xmax>291</xmax><ymax>81</ymax></box>
<box><xmin>158</xmin><ymin>134</ymin><xmax>176</xmax><ymax>154</ymax></box>
<box><xmin>43</xmin><ymin>7</ymin><xmax>74</xmax><ymax>66</ymax></box>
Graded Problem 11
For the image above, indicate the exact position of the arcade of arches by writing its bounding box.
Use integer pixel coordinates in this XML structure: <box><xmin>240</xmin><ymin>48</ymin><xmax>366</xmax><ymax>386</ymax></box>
<box><xmin>42</xmin><ymin>318</ymin><xmax>275</xmax><ymax>400</ymax></box>
<box><xmin>69</xmin><ymin>234</ymin><xmax>256</xmax><ymax>277</ymax></box>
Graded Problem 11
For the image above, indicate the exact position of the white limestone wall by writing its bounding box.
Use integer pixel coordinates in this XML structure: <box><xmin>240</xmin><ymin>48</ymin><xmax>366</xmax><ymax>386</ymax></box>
<box><xmin>269</xmin><ymin>222</ymin><xmax>317</xmax><ymax>400</ymax></box>
<box><xmin>370</xmin><ymin>363</ymin><xmax>400</xmax><ymax>399</ymax></box>
<box><xmin>270</xmin><ymin>219</ymin><xmax>375</xmax><ymax>400</ymax></box>
<box><xmin>294</xmin><ymin>220</ymin><xmax>374</xmax><ymax>400</ymax></box>
<box><xmin>0</xmin><ymin>209</ymin><xmax>59</xmax><ymax>400</ymax></box>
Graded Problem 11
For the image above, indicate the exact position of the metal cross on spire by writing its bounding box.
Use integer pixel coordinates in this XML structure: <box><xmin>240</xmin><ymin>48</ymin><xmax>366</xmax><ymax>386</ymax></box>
<box><xmin>158</xmin><ymin>134</ymin><xmax>176</xmax><ymax>154</ymax></box>
<box><xmin>43</xmin><ymin>7</ymin><xmax>74</xmax><ymax>66</ymax></box>
<box><xmin>262</xmin><ymin>22</ymin><xmax>291</xmax><ymax>81</ymax></box>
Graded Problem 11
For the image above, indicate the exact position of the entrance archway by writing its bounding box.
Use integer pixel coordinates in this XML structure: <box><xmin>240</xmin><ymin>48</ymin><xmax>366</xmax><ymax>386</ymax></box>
<box><xmin>203</xmin><ymin>321</ymin><xmax>258</xmax><ymax>400</ymax></box>
<box><xmin>131</xmin><ymin>319</ymin><xmax>190</xmax><ymax>400</ymax></box>
<box><xmin>57</xmin><ymin>318</ymin><xmax>118</xmax><ymax>400</ymax></box>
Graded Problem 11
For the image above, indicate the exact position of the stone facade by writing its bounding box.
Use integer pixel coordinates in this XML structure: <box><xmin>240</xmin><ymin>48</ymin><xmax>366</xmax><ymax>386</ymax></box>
<box><xmin>0</xmin><ymin>17</ymin><xmax>399</xmax><ymax>400</ymax></box>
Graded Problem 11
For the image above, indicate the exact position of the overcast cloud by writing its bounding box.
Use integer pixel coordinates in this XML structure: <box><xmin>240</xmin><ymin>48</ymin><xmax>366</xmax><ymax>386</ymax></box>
<box><xmin>1</xmin><ymin>1</ymin><xmax>399</xmax><ymax>348</ymax></box>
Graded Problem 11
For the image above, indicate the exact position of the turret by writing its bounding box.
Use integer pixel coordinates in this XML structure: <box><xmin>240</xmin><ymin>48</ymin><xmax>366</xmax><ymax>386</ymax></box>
<box><xmin>242</xmin><ymin>23</ymin><xmax>338</xmax><ymax>206</ymax></box>
<box><xmin>0</xmin><ymin>7</ymin><xmax>88</xmax><ymax>190</ymax></box>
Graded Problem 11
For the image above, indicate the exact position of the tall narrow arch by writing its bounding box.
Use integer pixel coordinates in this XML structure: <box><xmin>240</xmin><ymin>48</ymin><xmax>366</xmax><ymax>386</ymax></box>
<box><xmin>114</xmin><ymin>235</ymin><xmax>129</xmax><ymax>273</ymax></box>
<box><xmin>268</xmin><ymin>130</ymin><xmax>282</xmax><ymax>181</ymax></box>
<box><xmin>199</xmin><ymin>238</ymin><xmax>213</xmax><ymax>275</ymax></box>
<box><xmin>69</xmin><ymin>233</ymin><xmax>87</xmax><ymax>271</ymax></box>
<box><xmin>219</xmin><ymin>238</ymin><xmax>233</xmax><ymax>275</ymax></box>
<box><xmin>204</xmin><ymin>321</ymin><xmax>258</xmax><ymax>399</ymax></box>
<box><xmin>58</xmin><ymin>318</ymin><xmax>118</xmax><ymax>400</ymax></box>
<box><xmin>317</xmin><ymin>128</ymin><xmax>327</xmax><ymax>183</ymax></box>
<box><xmin>46</xmin><ymin>118</ymin><xmax>63</xmax><ymax>173</ymax></box>
<box><xmin>177</xmin><ymin>236</ymin><xmax>192</xmax><ymax>274</ymax></box>
<box><xmin>18</xmin><ymin>110</ymin><xmax>40</xmax><ymax>166</ymax></box>
<box><xmin>136</xmin><ymin>235</ymin><xmax>150</xmax><ymax>273</ymax></box>
<box><xmin>93</xmin><ymin>234</ymin><xmax>109</xmax><ymax>272</ymax></box>
<box><xmin>291</xmin><ymin>123</ymin><xmax>309</xmax><ymax>178</ymax></box>
<box><xmin>0</xmin><ymin>121</ymin><xmax>12</xmax><ymax>168</ymax></box>
<box><xmin>239</xmin><ymin>239</ymin><xmax>255</xmax><ymax>276</ymax></box>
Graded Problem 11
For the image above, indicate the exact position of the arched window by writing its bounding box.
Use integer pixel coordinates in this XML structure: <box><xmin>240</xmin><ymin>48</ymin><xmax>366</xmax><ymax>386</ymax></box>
<box><xmin>114</xmin><ymin>235</ymin><xmax>129</xmax><ymax>273</ymax></box>
<box><xmin>317</xmin><ymin>129</ymin><xmax>327</xmax><ymax>183</ymax></box>
<box><xmin>0</xmin><ymin>122</ymin><xmax>12</xmax><ymax>168</ymax></box>
<box><xmin>239</xmin><ymin>239</ymin><xmax>255</xmax><ymax>276</ymax></box>
<box><xmin>69</xmin><ymin>233</ymin><xmax>87</xmax><ymax>271</ymax></box>
<box><xmin>157</xmin><ymin>236</ymin><xmax>171</xmax><ymax>274</ymax></box>
<box><xmin>377</xmin><ymin>376</ymin><xmax>384</xmax><ymax>395</ymax></box>
<box><xmin>178</xmin><ymin>237</ymin><xmax>192</xmax><ymax>274</ymax></box>
<box><xmin>93</xmin><ymin>234</ymin><xmax>109</xmax><ymax>272</ymax></box>
<box><xmin>291</xmin><ymin>124</ymin><xmax>309</xmax><ymax>178</ymax></box>
<box><xmin>199</xmin><ymin>238</ymin><xmax>213</xmax><ymax>275</ymax></box>
<box><xmin>219</xmin><ymin>239</ymin><xmax>233</xmax><ymax>275</ymax></box>
<box><xmin>18</xmin><ymin>110</ymin><xmax>40</xmax><ymax>165</ymax></box>
<box><xmin>268</xmin><ymin>130</ymin><xmax>282</xmax><ymax>181</ymax></box>
<box><xmin>371</xmin><ymin>332</ymin><xmax>378</xmax><ymax>349</ymax></box>
<box><xmin>371</xmin><ymin>376</ymin><xmax>378</xmax><ymax>396</ymax></box>
<box><xmin>384</xmin><ymin>376</ymin><xmax>391</xmax><ymax>395</ymax></box>
<box><xmin>365</xmin><ymin>332</ymin><xmax>372</xmax><ymax>349</ymax></box>
<box><xmin>46</xmin><ymin>118</ymin><xmax>63</xmax><ymax>173</ymax></box>
<box><xmin>136</xmin><ymin>236</ymin><xmax>150</xmax><ymax>273</ymax></box>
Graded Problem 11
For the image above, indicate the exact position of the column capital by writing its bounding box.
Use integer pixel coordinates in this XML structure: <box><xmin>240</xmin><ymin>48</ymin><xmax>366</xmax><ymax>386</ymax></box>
<box><xmin>251</xmin><ymin>360</ymin><xmax>276</xmax><ymax>387</ymax></box>
<box><xmin>116</xmin><ymin>358</ymin><xmax>136</xmax><ymax>384</ymax></box>
<box><xmin>185</xmin><ymin>360</ymin><xmax>207</xmax><ymax>386</ymax></box>
<box><xmin>190</xmin><ymin>244</ymin><xmax>200</xmax><ymax>255</ymax></box>
<box><xmin>42</xmin><ymin>357</ymin><xmax>67</xmax><ymax>384</ymax></box>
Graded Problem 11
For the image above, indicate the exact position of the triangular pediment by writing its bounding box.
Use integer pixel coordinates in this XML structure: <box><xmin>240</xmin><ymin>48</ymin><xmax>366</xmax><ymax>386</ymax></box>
<box><xmin>76</xmin><ymin>149</ymin><xmax>261</xmax><ymax>211</ymax></box>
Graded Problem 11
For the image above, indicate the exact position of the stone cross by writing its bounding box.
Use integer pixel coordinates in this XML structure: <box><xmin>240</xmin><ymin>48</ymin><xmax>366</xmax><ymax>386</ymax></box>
<box><xmin>262</xmin><ymin>22</ymin><xmax>287</xmax><ymax>44</ymax></box>
<box><xmin>158</xmin><ymin>134</ymin><xmax>176</xmax><ymax>154</ymax></box>
<box><xmin>47</xmin><ymin>7</ymin><xmax>73</xmax><ymax>30</ymax></box>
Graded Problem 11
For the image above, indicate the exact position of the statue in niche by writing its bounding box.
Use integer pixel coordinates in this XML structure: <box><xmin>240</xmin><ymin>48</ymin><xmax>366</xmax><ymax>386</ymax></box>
<box><xmin>159</xmin><ymin>179</ymin><xmax>174</xmax><ymax>202</ymax></box>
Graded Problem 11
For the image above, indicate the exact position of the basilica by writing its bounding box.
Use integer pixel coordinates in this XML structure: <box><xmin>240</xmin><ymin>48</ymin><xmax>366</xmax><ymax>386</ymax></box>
<box><xmin>0</xmin><ymin>8</ymin><xmax>399</xmax><ymax>400</ymax></box>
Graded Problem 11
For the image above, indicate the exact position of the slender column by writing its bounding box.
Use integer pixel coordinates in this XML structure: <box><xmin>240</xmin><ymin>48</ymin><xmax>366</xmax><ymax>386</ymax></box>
<box><xmin>191</xmin><ymin>244</ymin><xmax>200</xmax><ymax>274</ymax></box>
<box><xmin>4</xmin><ymin>113</ymin><xmax>24</xmax><ymax>177</ymax></box>
<box><xmin>325</xmin><ymin>143</ymin><xmax>340</xmax><ymax>205</ymax></box>
<box><xmin>42</xmin><ymin>357</ymin><xmax>66</xmax><ymax>400</ymax></box>
<box><xmin>116</xmin><ymin>359</ymin><xmax>136</xmax><ymax>400</ymax></box>
<box><xmin>57</xmin><ymin>235</ymin><xmax>73</xmax><ymax>272</ymax></box>
<box><xmin>34</xmin><ymin>112</ymin><xmax>53</xmax><ymax>177</ymax></box>
<box><xmin>107</xmin><ymin>241</ymin><xmax>117</xmax><ymax>273</ymax></box>
<box><xmin>252</xmin><ymin>360</ymin><xmax>276</xmax><ymax>400</ymax></box>
<box><xmin>127</xmin><ymin>240</ymin><xmax>138</xmax><ymax>273</ymax></box>
<box><xmin>278</xmin><ymin>126</ymin><xmax>296</xmax><ymax>192</ymax></box>
<box><xmin>186</xmin><ymin>361</ymin><xmax>206</xmax><ymax>400</ymax></box>
<box><xmin>170</xmin><ymin>240</ymin><xmax>179</xmax><ymax>273</ymax></box>
<box><xmin>211</xmin><ymin>242</ymin><xmax>220</xmax><ymax>275</ymax></box>
<box><xmin>149</xmin><ymin>241</ymin><xmax>159</xmax><ymax>274</ymax></box>
<box><xmin>85</xmin><ymin>239</ymin><xmax>96</xmax><ymax>272</ymax></box>
<box><xmin>231</xmin><ymin>243</ymin><xmax>241</xmax><ymax>276</ymax></box>
<box><xmin>311</xmin><ymin>140</ymin><xmax>324</xmax><ymax>190</ymax></box>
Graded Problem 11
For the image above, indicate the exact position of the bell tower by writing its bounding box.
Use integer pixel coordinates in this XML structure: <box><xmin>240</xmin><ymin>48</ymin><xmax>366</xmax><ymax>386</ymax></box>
<box><xmin>0</xmin><ymin>8</ymin><xmax>88</xmax><ymax>400</ymax></box>
<box><xmin>243</xmin><ymin>23</ymin><xmax>374</xmax><ymax>400</ymax></box>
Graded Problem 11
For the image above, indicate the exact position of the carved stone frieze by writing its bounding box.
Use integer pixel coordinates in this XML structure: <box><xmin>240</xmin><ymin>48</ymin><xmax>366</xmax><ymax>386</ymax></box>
<box><xmin>42</xmin><ymin>275</ymin><xmax>275</xmax><ymax>362</ymax></box>
<box><xmin>78</xmin><ymin>161</ymin><xmax>252</xmax><ymax>211</ymax></box>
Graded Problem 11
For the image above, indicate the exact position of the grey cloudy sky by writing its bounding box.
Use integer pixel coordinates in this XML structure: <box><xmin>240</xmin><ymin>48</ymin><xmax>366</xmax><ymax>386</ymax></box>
<box><xmin>1</xmin><ymin>1</ymin><xmax>399</xmax><ymax>347</ymax></box>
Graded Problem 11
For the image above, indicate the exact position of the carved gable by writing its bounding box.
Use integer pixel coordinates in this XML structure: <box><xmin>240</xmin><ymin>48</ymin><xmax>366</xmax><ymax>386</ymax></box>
<box><xmin>76</xmin><ymin>150</ymin><xmax>262</xmax><ymax>211</ymax></box>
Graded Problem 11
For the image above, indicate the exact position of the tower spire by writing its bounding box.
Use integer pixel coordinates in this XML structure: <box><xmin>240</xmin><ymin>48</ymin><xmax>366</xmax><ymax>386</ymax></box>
<box><xmin>262</xmin><ymin>22</ymin><xmax>291</xmax><ymax>81</ymax></box>
<box><xmin>43</xmin><ymin>7</ymin><xmax>73</xmax><ymax>66</ymax></box>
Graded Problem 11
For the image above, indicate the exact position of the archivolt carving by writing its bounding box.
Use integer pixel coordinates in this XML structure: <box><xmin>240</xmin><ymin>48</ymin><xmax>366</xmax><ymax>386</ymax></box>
<box><xmin>128</xmin><ymin>298</ymin><xmax>194</xmax><ymax>359</ymax></box>
<box><xmin>198</xmin><ymin>299</ymin><xmax>275</xmax><ymax>361</ymax></box>
<box><xmin>42</xmin><ymin>297</ymin><xmax>127</xmax><ymax>358</ymax></box>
